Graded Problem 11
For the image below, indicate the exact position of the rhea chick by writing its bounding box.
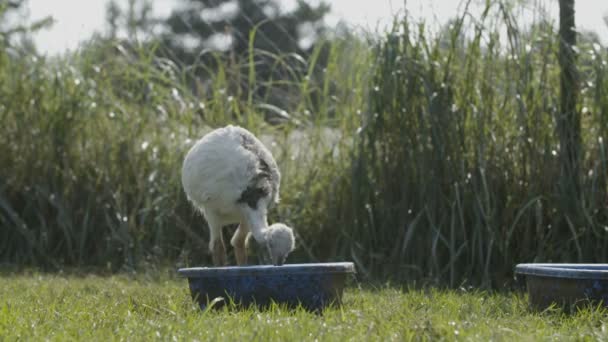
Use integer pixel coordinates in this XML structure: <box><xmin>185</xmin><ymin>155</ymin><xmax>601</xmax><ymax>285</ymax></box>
<box><xmin>181</xmin><ymin>125</ymin><xmax>295</xmax><ymax>266</ymax></box>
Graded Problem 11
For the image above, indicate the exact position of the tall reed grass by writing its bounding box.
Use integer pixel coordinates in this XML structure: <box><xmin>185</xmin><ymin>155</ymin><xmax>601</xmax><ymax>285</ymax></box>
<box><xmin>343</xmin><ymin>2</ymin><xmax>608</xmax><ymax>286</ymax></box>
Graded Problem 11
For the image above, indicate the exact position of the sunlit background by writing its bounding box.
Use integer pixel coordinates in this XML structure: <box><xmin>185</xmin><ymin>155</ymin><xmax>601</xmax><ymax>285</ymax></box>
<box><xmin>21</xmin><ymin>0</ymin><xmax>608</xmax><ymax>55</ymax></box>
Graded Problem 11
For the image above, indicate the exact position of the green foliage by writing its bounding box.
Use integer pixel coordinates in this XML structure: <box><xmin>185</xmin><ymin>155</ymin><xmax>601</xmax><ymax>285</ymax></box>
<box><xmin>158</xmin><ymin>0</ymin><xmax>333</xmax><ymax>114</ymax></box>
<box><xmin>164</xmin><ymin>0</ymin><xmax>330</xmax><ymax>58</ymax></box>
<box><xmin>2</xmin><ymin>273</ymin><xmax>608</xmax><ymax>340</ymax></box>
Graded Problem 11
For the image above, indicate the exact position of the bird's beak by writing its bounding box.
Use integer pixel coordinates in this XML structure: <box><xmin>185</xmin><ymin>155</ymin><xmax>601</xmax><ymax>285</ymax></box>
<box><xmin>274</xmin><ymin>254</ymin><xmax>287</xmax><ymax>266</ymax></box>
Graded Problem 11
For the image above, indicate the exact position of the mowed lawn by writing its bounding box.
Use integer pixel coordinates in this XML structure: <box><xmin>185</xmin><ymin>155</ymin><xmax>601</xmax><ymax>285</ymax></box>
<box><xmin>1</xmin><ymin>272</ymin><xmax>607</xmax><ymax>341</ymax></box>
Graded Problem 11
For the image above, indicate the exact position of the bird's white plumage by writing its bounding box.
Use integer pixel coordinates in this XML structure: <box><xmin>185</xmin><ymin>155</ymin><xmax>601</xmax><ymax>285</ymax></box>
<box><xmin>182</xmin><ymin>125</ymin><xmax>264</xmax><ymax>219</ymax></box>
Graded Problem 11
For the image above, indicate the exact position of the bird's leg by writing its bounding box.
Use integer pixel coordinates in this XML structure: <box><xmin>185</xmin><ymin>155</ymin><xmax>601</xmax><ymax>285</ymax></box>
<box><xmin>230</xmin><ymin>223</ymin><xmax>250</xmax><ymax>266</ymax></box>
<box><xmin>206</xmin><ymin>215</ymin><xmax>227</xmax><ymax>267</ymax></box>
<box><xmin>210</xmin><ymin>237</ymin><xmax>226</xmax><ymax>266</ymax></box>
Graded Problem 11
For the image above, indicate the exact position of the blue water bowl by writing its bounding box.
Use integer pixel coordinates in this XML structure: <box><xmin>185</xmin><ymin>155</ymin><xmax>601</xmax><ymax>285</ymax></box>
<box><xmin>178</xmin><ymin>262</ymin><xmax>355</xmax><ymax>311</ymax></box>
<box><xmin>515</xmin><ymin>263</ymin><xmax>608</xmax><ymax>310</ymax></box>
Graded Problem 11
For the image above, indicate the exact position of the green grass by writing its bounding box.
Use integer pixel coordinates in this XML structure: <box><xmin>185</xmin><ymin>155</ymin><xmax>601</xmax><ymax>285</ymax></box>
<box><xmin>1</xmin><ymin>273</ymin><xmax>608</xmax><ymax>341</ymax></box>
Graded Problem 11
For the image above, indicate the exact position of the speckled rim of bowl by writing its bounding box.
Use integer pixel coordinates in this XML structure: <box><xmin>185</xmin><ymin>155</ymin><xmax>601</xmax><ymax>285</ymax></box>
<box><xmin>515</xmin><ymin>263</ymin><xmax>608</xmax><ymax>280</ymax></box>
<box><xmin>178</xmin><ymin>262</ymin><xmax>356</xmax><ymax>277</ymax></box>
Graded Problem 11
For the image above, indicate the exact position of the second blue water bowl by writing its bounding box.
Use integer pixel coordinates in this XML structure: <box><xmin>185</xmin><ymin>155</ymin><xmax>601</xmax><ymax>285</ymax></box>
<box><xmin>515</xmin><ymin>263</ymin><xmax>608</xmax><ymax>310</ymax></box>
<box><xmin>178</xmin><ymin>262</ymin><xmax>355</xmax><ymax>312</ymax></box>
